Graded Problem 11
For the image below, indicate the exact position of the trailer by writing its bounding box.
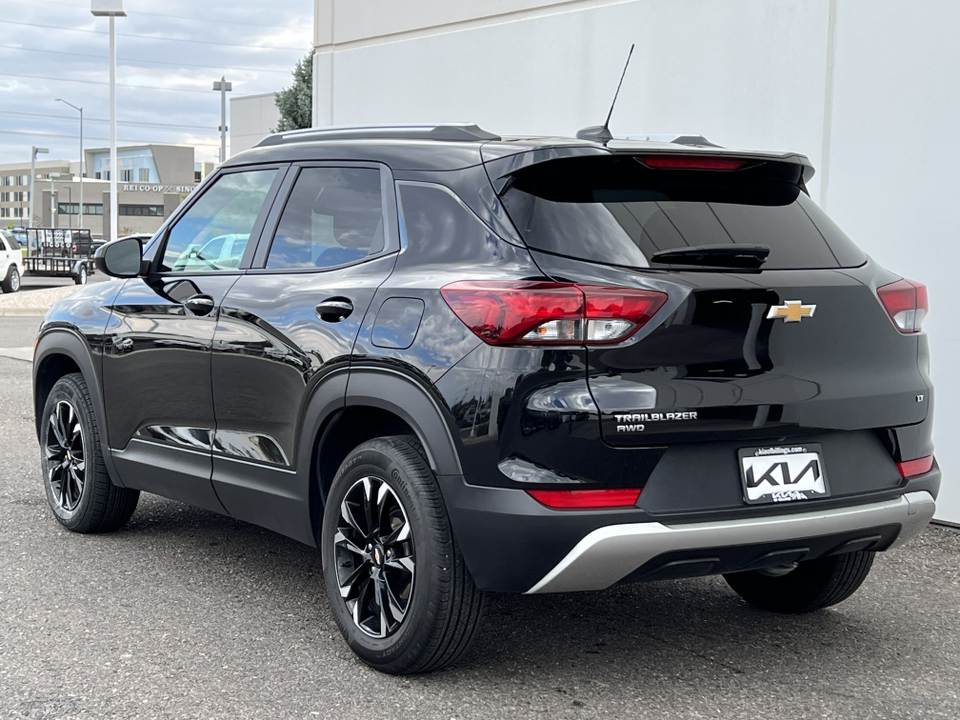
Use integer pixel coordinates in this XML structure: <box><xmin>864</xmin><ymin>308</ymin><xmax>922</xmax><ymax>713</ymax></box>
<box><xmin>22</xmin><ymin>228</ymin><xmax>97</xmax><ymax>285</ymax></box>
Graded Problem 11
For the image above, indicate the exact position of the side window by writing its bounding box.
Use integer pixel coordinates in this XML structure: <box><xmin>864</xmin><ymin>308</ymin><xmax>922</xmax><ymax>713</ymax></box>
<box><xmin>266</xmin><ymin>167</ymin><xmax>383</xmax><ymax>270</ymax></box>
<box><xmin>159</xmin><ymin>169</ymin><xmax>278</xmax><ymax>273</ymax></box>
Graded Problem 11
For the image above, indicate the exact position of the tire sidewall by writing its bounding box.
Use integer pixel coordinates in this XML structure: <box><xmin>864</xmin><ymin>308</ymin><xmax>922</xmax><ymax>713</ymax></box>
<box><xmin>321</xmin><ymin>441</ymin><xmax>445</xmax><ymax>670</ymax></box>
<box><xmin>9</xmin><ymin>267</ymin><xmax>19</xmax><ymax>292</ymax></box>
<box><xmin>41</xmin><ymin>376</ymin><xmax>96</xmax><ymax>529</ymax></box>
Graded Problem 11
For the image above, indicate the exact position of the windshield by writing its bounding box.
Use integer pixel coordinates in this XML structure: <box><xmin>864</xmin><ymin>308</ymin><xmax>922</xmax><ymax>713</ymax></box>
<box><xmin>500</xmin><ymin>156</ymin><xmax>865</xmax><ymax>270</ymax></box>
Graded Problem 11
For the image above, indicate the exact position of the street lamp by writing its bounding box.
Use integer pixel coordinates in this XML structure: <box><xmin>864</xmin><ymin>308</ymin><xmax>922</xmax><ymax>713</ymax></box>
<box><xmin>49</xmin><ymin>172</ymin><xmax>60</xmax><ymax>227</ymax></box>
<box><xmin>29</xmin><ymin>146</ymin><xmax>48</xmax><ymax>228</ymax></box>
<box><xmin>91</xmin><ymin>0</ymin><xmax>126</xmax><ymax>243</ymax></box>
<box><xmin>55</xmin><ymin>99</ymin><xmax>83</xmax><ymax>231</ymax></box>
<box><xmin>212</xmin><ymin>76</ymin><xmax>232</xmax><ymax>163</ymax></box>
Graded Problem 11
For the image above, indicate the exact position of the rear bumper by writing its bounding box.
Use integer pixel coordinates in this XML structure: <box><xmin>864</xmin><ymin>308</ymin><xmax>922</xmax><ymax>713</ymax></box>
<box><xmin>525</xmin><ymin>490</ymin><xmax>935</xmax><ymax>593</ymax></box>
<box><xmin>439</xmin><ymin>470</ymin><xmax>937</xmax><ymax>594</ymax></box>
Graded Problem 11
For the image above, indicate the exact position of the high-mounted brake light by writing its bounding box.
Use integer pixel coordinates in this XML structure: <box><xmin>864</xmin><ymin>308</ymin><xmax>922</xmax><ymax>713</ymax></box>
<box><xmin>877</xmin><ymin>278</ymin><xmax>928</xmax><ymax>333</ymax></box>
<box><xmin>640</xmin><ymin>155</ymin><xmax>747</xmax><ymax>171</ymax></box>
<box><xmin>896</xmin><ymin>456</ymin><xmax>934</xmax><ymax>478</ymax></box>
<box><xmin>527</xmin><ymin>488</ymin><xmax>642</xmax><ymax>509</ymax></box>
<box><xmin>440</xmin><ymin>281</ymin><xmax>667</xmax><ymax>346</ymax></box>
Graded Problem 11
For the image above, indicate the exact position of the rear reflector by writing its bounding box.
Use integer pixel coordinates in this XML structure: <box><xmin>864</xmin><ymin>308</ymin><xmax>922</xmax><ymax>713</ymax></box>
<box><xmin>441</xmin><ymin>281</ymin><xmax>667</xmax><ymax>346</ymax></box>
<box><xmin>896</xmin><ymin>456</ymin><xmax>934</xmax><ymax>478</ymax></box>
<box><xmin>527</xmin><ymin>488</ymin><xmax>642</xmax><ymax>509</ymax></box>
<box><xmin>640</xmin><ymin>155</ymin><xmax>747</xmax><ymax>171</ymax></box>
<box><xmin>877</xmin><ymin>278</ymin><xmax>928</xmax><ymax>333</ymax></box>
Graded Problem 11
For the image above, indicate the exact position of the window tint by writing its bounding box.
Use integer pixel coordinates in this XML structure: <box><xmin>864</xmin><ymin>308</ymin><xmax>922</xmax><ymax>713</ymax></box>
<box><xmin>266</xmin><ymin>167</ymin><xmax>383</xmax><ymax>269</ymax></box>
<box><xmin>501</xmin><ymin>156</ymin><xmax>866</xmax><ymax>270</ymax></box>
<box><xmin>159</xmin><ymin>169</ymin><xmax>277</xmax><ymax>273</ymax></box>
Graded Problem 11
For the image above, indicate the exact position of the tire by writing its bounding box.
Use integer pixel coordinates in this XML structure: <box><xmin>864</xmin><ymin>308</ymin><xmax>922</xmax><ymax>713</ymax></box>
<box><xmin>1</xmin><ymin>265</ymin><xmax>19</xmax><ymax>293</ymax></box>
<box><xmin>40</xmin><ymin>373</ymin><xmax>139</xmax><ymax>533</ymax></box>
<box><xmin>321</xmin><ymin>435</ymin><xmax>487</xmax><ymax>674</ymax></box>
<box><xmin>73</xmin><ymin>265</ymin><xmax>87</xmax><ymax>285</ymax></box>
<box><xmin>723</xmin><ymin>550</ymin><xmax>875</xmax><ymax>613</ymax></box>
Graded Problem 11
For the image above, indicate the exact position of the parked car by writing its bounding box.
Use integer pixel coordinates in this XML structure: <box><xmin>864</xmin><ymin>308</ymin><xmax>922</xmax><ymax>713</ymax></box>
<box><xmin>0</xmin><ymin>228</ymin><xmax>24</xmax><ymax>292</ymax></box>
<box><xmin>33</xmin><ymin>124</ymin><xmax>938</xmax><ymax>674</ymax></box>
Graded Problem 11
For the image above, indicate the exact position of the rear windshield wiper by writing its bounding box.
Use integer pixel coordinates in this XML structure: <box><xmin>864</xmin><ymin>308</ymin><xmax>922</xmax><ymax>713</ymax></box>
<box><xmin>650</xmin><ymin>244</ymin><xmax>770</xmax><ymax>269</ymax></box>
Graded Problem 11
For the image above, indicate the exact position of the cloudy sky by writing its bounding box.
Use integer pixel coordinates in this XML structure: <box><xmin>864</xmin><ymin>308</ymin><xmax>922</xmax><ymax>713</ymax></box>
<box><xmin>0</xmin><ymin>0</ymin><xmax>313</xmax><ymax>165</ymax></box>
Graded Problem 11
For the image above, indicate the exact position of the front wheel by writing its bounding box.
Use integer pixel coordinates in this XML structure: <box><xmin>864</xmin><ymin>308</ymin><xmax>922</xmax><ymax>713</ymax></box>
<box><xmin>321</xmin><ymin>436</ymin><xmax>486</xmax><ymax>674</ymax></box>
<box><xmin>41</xmin><ymin>373</ymin><xmax>139</xmax><ymax>533</ymax></box>
<box><xmin>73</xmin><ymin>265</ymin><xmax>87</xmax><ymax>285</ymax></box>
<box><xmin>723</xmin><ymin>550</ymin><xmax>875</xmax><ymax>613</ymax></box>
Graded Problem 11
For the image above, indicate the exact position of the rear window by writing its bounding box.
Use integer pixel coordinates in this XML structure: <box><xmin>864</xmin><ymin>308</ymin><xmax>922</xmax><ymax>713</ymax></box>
<box><xmin>500</xmin><ymin>156</ymin><xmax>865</xmax><ymax>270</ymax></box>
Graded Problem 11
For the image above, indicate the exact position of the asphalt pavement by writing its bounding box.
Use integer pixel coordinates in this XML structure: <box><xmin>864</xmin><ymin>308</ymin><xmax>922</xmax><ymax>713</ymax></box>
<box><xmin>0</xmin><ymin>313</ymin><xmax>958</xmax><ymax>719</ymax></box>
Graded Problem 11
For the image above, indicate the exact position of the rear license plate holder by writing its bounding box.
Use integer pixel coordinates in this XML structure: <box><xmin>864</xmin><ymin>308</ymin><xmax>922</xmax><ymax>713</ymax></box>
<box><xmin>738</xmin><ymin>444</ymin><xmax>830</xmax><ymax>505</ymax></box>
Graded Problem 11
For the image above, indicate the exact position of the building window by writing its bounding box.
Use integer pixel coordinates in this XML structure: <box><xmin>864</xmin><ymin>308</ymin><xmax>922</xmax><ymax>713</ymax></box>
<box><xmin>13</xmin><ymin>192</ymin><xmax>24</xmax><ymax>202</ymax></box>
<box><xmin>0</xmin><ymin>192</ymin><xmax>8</xmax><ymax>202</ymax></box>
<box><xmin>139</xmin><ymin>168</ymin><xmax>150</xmax><ymax>182</ymax></box>
<box><xmin>95</xmin><ymin>171</ymin><xmax>110</xmax><ymax>181</ymax></box>
<box><xmin>120</xmin><ymin>169</ymin><xmax>133</xmax><ymax>182</ymax></box>
<box><xmin>13</xmin><ymin>208</ymin><xmax>23</xmax><ymax>218</ymax></box>
<box><xmin>119</xmin><ymin>204</ymin><xmax>164</xmax><ymax>217</ymax></box>
<box><xmin>17</xmin><ymin>175</ymin><xmax>28</xmax><ymax>185</ymax></box>
<box><xmin>0</xmin><ymin>208</ymin><xmax>9</xmax><ymax>218</ymax></box>
<box><xmin>58</xmin><ymin>203</ymin><xmax>105</xmax><ymax>216</ymax></box>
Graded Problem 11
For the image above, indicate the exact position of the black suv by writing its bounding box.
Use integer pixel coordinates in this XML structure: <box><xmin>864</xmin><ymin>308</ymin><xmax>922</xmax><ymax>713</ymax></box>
<box><xmin>34</xmin><ymin>124</ymin><xmax>938</xmax><ymax>674</ymax></box>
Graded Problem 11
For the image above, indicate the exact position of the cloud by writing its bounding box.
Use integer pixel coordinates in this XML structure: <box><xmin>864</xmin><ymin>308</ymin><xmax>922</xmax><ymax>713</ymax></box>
<box><xmin>0</xmin><ymin>0</ymin><xmax>313</xmax><ymax>165</ymax></box>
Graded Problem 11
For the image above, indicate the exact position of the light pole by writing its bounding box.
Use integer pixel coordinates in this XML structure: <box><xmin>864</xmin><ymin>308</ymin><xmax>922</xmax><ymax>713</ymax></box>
<box><xmin>55</xmin><ymin>99</ymin><xmax>83</xmax><ymax>231</ymax></box>
<box><xmin>29</xmin><ymin>146</ymin><xmax>48</xmax><ymax>228</ymax></box>
<box><xmin>49</xmin><ymin>173</ymin><xmax>60</xmax><ymax>228</ymax></box>
<box><xmin>91</xmin><ymin>0</ymin><xmax>126</xmax><ymax>242</ymax></box>
<box><xmin>212</xmin><ymin>76</ymin><xmax>232</xmax><ymax>163</ymax></box>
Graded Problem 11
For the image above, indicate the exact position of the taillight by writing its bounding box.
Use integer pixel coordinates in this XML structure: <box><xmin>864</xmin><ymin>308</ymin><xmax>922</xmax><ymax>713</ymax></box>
<box><xmin>640</xmin><ymin>155</ymin><xmax>747</xmax><ymax>171</ymax></box>
<box><xmin>896</xmin><ymin>455</ymin><xmax>934</xmax><ymax>478</ymax></box>
<box><xmin>877</xmin><ymin>278</ymin><xmax>928</xmax><ymax>333</ymax></box>
<box><xmin>440</xmin><ymin>281</ymin><xmax>667</xmax><ymax>346</ymax></box>
<box><xmin>527</xmin><ymin>488</ymin><xmax>642</xmax><ymax>509</ymax></box>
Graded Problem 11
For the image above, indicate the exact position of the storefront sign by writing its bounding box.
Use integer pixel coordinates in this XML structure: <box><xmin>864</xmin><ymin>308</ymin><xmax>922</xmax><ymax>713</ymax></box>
<box><xmin>122</xmin><ymin>184</ymin><xmax>195</xmax><ymax>193</ymax></box>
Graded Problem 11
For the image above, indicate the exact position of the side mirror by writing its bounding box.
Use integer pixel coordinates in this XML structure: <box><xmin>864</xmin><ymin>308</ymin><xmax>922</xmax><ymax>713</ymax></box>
<box><xmin>94</xmin><ymin>236</ymin><xmax>144</xmax><ymax>278</ymax></box>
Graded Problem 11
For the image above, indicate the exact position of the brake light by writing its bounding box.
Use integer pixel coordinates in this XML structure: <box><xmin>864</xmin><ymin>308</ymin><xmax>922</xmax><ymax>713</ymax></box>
<box><xmin>527</xmin><ymin>488</ymin><xmax>642</xmax><ymax>509</ymax></box>
<box><xmin>896</xmin><ymin>455</ymin><xmax>934</xmax><ymax>478</ymax></box>
<box><xmin>640</xmin><ymin>155</ymin><xmax>747</xmax><ymax>171</ymax></box>
<box><xmin>877</xmin><ymin>278</ymin><xmax>928</xmax><ymax>333</ymax></box>
<box><xmin>440</xmin><ymin>281</ymin><xmax>667</xmax><ymax>346</ymax></box>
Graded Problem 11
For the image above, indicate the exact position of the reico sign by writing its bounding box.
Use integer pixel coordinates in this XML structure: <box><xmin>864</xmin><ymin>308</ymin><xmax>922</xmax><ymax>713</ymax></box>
<box><xmin>122</xmin><ymin>184</ymin><xmax>195</xmax><ymax>193</ymax></box>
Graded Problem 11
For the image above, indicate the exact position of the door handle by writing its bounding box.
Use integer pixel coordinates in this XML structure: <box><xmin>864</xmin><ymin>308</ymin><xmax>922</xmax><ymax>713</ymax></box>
<box><xmin>316</xmin><ymin>298</ymin><xmax>353</xmax><ymax>322</ymax></box>
<box><xmin>184</xmin><ymin>294</ymin><xmax>215</xmax><ymax>316</ymax></box>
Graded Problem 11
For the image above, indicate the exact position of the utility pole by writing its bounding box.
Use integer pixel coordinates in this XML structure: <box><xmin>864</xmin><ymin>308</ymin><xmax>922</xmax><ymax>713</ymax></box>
<box><xmin>49</xmin><ymin>172</ymin><xmax>60</xmax><ymax>227</ymax></box>
<box><xmin>56</xmin><ymin>99</ymin><xmax>83</xmax><ymax>231</ymax></box>
<box><xmin>212</xmin><ymin>76</ymin><xmax>232</xmax><ymax>163</ymax></box>
<box><xmin>29</xmin><ymin>146</ymin><xmax>48</xmax><ymax>228</ymax></box>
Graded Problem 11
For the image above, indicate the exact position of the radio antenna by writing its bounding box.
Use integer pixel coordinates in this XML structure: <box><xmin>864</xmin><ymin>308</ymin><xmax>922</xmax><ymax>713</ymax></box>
<box><xmin>577</xmin><ymin>44</ymin><xmax>635</xmax><ymax>144</ymax></box>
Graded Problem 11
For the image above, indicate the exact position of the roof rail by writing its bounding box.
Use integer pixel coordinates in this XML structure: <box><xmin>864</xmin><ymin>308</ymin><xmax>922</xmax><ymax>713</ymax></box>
<box><xmin>256</xmin><ymin>123</ymin><xmax>501</xmax><ymax>147</ymax></box>
<box><xmin>615</xmin><ymin>134</ymin><xmax>723</xmax><ymax>148</ymax></box>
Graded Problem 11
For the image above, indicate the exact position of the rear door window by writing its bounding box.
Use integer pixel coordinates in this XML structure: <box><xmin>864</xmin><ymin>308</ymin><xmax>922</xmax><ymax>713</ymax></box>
<box><xmin>500</xmin><ymin>156</ymin><xmax>865</xmax><ymax>270</ymax></box>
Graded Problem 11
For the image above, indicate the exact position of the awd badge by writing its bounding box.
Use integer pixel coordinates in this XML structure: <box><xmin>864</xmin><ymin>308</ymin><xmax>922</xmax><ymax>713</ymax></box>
<box><xmin>767</xmin><ymin>300</ymin><xmax>816</xmax><ymax>322</ymax></box>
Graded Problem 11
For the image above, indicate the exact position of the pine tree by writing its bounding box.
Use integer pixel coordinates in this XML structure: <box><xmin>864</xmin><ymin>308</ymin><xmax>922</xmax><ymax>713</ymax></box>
<box><xmin>274</xmin><ymin>50</ymin><xmax>314</xmax><ymax>132</ymax></box>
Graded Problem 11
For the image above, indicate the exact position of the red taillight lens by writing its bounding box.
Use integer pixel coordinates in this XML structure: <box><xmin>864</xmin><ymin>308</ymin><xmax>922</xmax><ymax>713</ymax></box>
<box><xmin>896</xmin><ymin>455</ymin><xmax>934</xmax><ymax>478</ymax></box>
<box><xmin>441</xmin><ymin>281</ymin><xmax>667</xmax><ymax>346</ymax></box>
<box><xmin>527</xmin><ymin>488</ymin><xmax>642</xmax><ymax>509</ymax></box>
<box><xmin>877</xmin><ymin>278</ymin><xmax>928</xmax><ymax>333</ymax></box>
<box><xmin>640</xmin><ymin>155</ymin><xmax>747</xmax><ymax>171</ymax></box>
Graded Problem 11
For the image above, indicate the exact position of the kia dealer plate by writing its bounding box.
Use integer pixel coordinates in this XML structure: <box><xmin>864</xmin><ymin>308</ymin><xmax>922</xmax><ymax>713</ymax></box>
<box><xmin>738</xmin><ymin>444</ymin><xmax>830</xmax><ymax>505</ymax></box>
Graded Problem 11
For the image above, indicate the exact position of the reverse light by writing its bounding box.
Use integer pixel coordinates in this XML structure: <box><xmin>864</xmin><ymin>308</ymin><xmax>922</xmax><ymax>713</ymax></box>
<box><xmin>440</xmin><ymin>281</ymin><xmax>667</xmax><ymax>347</ymax></box>
<box><xmin>896</xmin><ymin>455</ymin><xmax>934</xmax><ymax>478</ymax></box>
<box><xmin>877</xmin><ymin>278</ymin><xmax>928</xmax><ymax>333</ymax></box>
<box><xmin>527</xmin><ymin>488</ymin><xmax>643</xmax><ymax>509</ymax></box>
<box><xmin>640</xmin><ymin>155</ymin><xmax>747</xmax><ymax>171</ymax></box>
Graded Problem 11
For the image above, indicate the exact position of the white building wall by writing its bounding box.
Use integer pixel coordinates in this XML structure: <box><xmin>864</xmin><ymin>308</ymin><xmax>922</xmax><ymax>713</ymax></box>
<box><xmin>313</xmin><ymin>0</ymin><xmax>959</xmax><ymax>523</ymax></box>
<box><xmin>230</xmin><ymin>93</ymin><xmax>281</xmax><ymax>157</ymax></box>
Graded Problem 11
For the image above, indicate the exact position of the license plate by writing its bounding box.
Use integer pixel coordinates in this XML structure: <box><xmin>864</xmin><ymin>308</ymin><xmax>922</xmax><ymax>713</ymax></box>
<box><xmin>738</xmin><ymin>444</ymin><xmax>830</xmax><ymax>505</ymax></box>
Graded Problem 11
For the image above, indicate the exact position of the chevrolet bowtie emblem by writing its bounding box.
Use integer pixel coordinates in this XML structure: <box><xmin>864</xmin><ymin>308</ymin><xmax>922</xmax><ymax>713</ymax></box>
<box><xmin>767</xmin><ymin>300</ymin><xmax>816</xmax><ymax>322</ymax></box>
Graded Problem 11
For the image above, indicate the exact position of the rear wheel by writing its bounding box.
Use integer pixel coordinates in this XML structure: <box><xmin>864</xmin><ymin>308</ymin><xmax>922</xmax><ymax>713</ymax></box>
<box><xmin>321</xmin><ymin>435</ymin><xmax>486</xmax><ymax>674</ymax></box>
<box><xmin>41</xmin><ymin>373</ymin><xmax>139</xmax><ymax>533</ymax></box>
<box><xmin>73</xmin><ymin>265</ymin><xmax>87</xmax><ymax>285</ymax></box>
<box><xmin>1</xmin><ymin>265</ymin><xmax>19</xmax><ymax>293</ymax></box>
<box><xmin>723</xmin><ymin>550</ymin><xmax>875</xmax><ymax>613</ymax></box>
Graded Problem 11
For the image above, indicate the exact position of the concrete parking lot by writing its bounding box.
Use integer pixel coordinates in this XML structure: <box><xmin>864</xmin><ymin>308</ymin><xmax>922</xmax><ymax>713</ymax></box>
<box><xmin>0</xmin><ymin>313</ymin><xmax>958</xmax><ymax>719</ymax></box>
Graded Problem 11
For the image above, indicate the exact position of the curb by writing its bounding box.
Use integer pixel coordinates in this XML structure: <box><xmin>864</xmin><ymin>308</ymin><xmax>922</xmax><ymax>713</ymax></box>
<box><xmin>0</xmin><ymin>308</ymin><xmax>50</xmax><ymax>317</ymax></box>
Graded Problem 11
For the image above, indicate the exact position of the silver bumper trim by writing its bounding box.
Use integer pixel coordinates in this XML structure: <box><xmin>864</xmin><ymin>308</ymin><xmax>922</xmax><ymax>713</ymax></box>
<box><xmin>525</xmin><ymin>491</ymin><xmax>936</xmax><ymax>594</ymax></box>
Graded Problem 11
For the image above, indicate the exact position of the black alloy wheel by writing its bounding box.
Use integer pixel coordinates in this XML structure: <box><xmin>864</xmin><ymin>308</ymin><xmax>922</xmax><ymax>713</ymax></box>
<box><xmin>322</xmin><ymin>435</ymin><xmax>486</xmax><ymax>674</ymax></box>
<box><xmin>45</xmin><ymin>399</ymin><xmax>86</xmax><ymax>513</ymax></box>
<box><xmin>41</xmin><ymin>373</ymin><xmax>139</xmax><ymax>533</ymax></box>
<box><xmin>334</xmin><ymin>475</ymin><xmax>416</xmax><ymax>638</ymax></box>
